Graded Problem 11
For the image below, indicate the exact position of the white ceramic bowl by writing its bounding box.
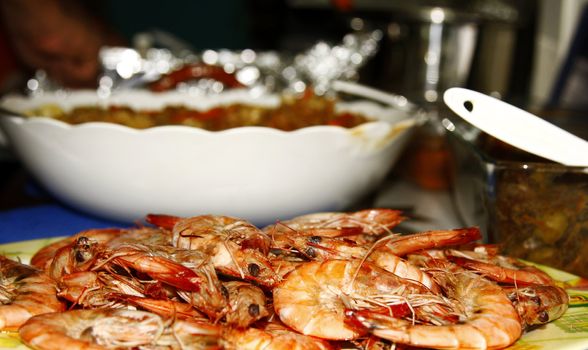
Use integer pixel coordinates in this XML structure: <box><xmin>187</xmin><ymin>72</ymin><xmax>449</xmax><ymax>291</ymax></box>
<box><xmin>0</xmin><ymin>90</ymin><xmax>417</xmax><ymax>225</ymax></box>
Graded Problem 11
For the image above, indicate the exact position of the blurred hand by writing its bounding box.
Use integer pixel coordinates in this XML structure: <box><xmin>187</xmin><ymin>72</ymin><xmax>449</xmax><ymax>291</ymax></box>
<box><xmin>0</xmin><ymin>0</ymin><xmax>124</xmax><ymax>88</ymax></box>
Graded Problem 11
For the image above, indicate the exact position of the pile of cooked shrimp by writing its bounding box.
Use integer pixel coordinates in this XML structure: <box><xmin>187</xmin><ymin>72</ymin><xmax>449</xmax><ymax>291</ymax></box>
<box><xmin>0</xmin><ymin>209</ymin><xmax>569</xmax><ymax>350</ymax></box>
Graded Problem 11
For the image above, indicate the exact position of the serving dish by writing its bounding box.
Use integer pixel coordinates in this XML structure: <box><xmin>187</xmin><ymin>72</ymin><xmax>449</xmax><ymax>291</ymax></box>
<box><xmin>0</xmin><ymin>90</ymin><xmax>417</xmax><ymax>225</ymax></box>
<box><xmin>2</xmin><ymin>237</ymin><xmax>588</xmax><ymax>350</ymax></box>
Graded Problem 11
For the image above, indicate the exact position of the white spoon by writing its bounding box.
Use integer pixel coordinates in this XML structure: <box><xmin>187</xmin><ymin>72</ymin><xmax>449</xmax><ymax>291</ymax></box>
<box><xmin>443</xmin><ymin>87</ymin><xmax>588</xmax><ymax>167</ymax></box>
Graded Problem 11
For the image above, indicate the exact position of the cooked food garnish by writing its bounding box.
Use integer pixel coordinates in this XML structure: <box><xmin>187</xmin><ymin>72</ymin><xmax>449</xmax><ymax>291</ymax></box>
<box><xmin>25</xmin><ymin>93</ymin><xmax>372</xmax><ymax>131</ymax></box>
<box><xmin>1</xmin><ymin>209</ymin><xmax>570</xmax><ymax>349</ymax></box>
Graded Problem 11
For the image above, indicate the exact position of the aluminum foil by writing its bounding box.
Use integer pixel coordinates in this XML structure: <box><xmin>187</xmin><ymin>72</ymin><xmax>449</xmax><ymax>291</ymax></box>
<box><xmin>26</xmin><ymin>30</ymin><xmax>382</xmax><ymax>97</ymax></box>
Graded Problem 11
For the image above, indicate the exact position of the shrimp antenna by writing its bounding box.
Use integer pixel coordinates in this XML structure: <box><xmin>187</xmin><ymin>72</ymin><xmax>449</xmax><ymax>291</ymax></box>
<box><xmin>349</xmin><ymin>233</ymin><xmax>400</xmax><ymax>288</ymax></box>
<box><xmin>221</xmin><ymin>238</ymin><xmax>245</xmax><ymax>280</ymax></box>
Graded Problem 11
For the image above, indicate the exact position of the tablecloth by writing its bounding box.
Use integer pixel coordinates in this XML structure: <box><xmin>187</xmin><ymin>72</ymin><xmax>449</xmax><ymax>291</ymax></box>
<box><xmin>0</xmin><ymin>204</ymin><xmax>126</xmax><ymax>244</ymax></box>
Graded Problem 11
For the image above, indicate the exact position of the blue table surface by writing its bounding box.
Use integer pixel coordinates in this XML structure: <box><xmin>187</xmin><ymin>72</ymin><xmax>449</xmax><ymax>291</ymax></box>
<box><xmin>0</xmin><ymin>204</ymin><xmax>128</xmax><ymax>244</ymax></box>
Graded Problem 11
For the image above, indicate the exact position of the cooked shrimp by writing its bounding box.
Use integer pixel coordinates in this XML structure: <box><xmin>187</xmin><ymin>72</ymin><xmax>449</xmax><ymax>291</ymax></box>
<box><xmin>272</xmin><ymin>227</ymin><xmax>479</xmax><ymax>294</ymax></box>
<box><xmin>222</xmin><ymin>321</ymin><xmax>334</xmax><ymax>350</ymax></box>
<box><xmin>105</xmin><ymin>226</ymin><xmax>173</xmax><ymax>247</ymax></box>
<box><xmin>58</xmin><ymin>271</ymin><xmax>99</xmax><ymax>298</ymax></box>
<box><xmin>172</xmin><ymin>318</ymin><xmax>333</xmax><ymax>350</ymax></box>
<box><xmin>122</xmin><ymin>295</ymin><xmax>208</xmax><ymax>321</ymax></box>
<box><xmin>58</xmin><ymin>271</ymin><xmax>107</xmax><ymax>307</ymax></box>
<box><xmin>347</xmin><ymin>261</ymin><xmax>523</xmax><ymax>350</ymax></box>
<box><xmin>505</xmin><ymin>284</ymin><xmax>569</xmax><ymax>330</ymax></box>
<box><xmin>444</xmin><ymin>248</ymin><xmax>556</xmax><ymax>286</ymax></box>
<box><xmin>273</xmin><ymin>259</ymin><xmax>451</xmax><ymax>340</ymax></box>
<box><xmin>48</xmin><ymin>236</ymin><xmax>108</xmax><ymax>281</ymax></box>
<box><xmin>265</xmin><ymin>209</ymin><xmax>406</xmax><ymax>239</ymax></box>
<box><xmin>271</xmin><ymin>233</ymin><xmax>439</xmax><ymax>293</ymax></box>
<box><xmin>171</xmin><ymin>317</ymin><xmax>331</xmax><ymax>350</ymax></box>
<box><xmin>223</xmin><ymin>281</ymin><xmax>270</xmax><ymax>328</ymax></box>
<box><xmin>215</xmin><ymin>248</ymin><xmax>281</xmax><ymax>289</ymax></box>
<box><xmin>273</xmin><ymin>233</ymin><xmax>367</xmax><ymax>260</ymax></box>
<box><xmin>148</xmin><ymin>214</ymin><xmax>280</xmax><ymax>288</ymax></box>
<box><xmin>0</xmin><ymin>256</ymin><xmax>65</xmax><ymax>330</ymax></box>
<box><xmin>31</xmin><ymin>228</ymin><xmax>123</xmax><ymax>270</ymax></box>
<box><xmin>169</xmin><ymin>318</ymin><xmax>223</xmax><ymax>349</ymax></box>
<box><xmin>98</xmin><ymin>244</ymin><xmax>227</xmax><ymax>320</ymax></box>
<box><xmin>98</xmin><ymin>246</ymin><xmax>204</xmax><ymax>291</ymax></box>
<box><xmin>350</xmin><ymin>335</ymin><xmax>395</xmax><ymax>350</ymax></box>
<box><xmin>384</xmin><ymin>227</ymin><xmax>482</xmax><ymax>257</ymax></box>
<box><xmin>58</xmin><ymin>271</ymin><xmax>149</xmax><ymax>309</ymax></box>
<box><xmin>155</xmin><ymin>248</ymin><xmax>228</xmax><ymax>321</ymax></box>
<box><xmin>147</xmin><ymin>214</ymin><xmax>270</xmax><ymax>253</ymax></box>
<box><xmin>368</xmin><ymin>250</ymin><xmax>440</xmax><ymax>293</ymax></box>
<box><xmin>46</xmin><ymin>227</ymin><xmax>174</xmax><ymax>282</ymax></box>
<box><xmin>19</xmin><ymin>309</ymin><xmax>166</xmax><ymax>350</ymax></box>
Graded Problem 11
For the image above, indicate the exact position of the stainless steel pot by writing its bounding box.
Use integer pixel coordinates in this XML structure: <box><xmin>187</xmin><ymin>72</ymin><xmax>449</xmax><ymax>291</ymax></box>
<box><xmin>361</xmin><ymin>2</ymin><xmax>520</xmax><ymax>107</ymax></box>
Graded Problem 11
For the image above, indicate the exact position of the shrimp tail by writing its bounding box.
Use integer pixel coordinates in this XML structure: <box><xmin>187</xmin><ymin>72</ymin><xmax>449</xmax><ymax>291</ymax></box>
<box><xmin>145</xmin><ymin>213</ymin><xmax>180</xmax><ymax>230</ymax></box>
<box><xmin>344</xmin><ymin>306</ymin><xmax>411</xmax><ymax>332</ymax></box>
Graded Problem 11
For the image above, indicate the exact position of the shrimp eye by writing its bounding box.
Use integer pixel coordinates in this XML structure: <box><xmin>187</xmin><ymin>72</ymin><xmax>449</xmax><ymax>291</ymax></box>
<box><xmin>80</xmin><ymin>326</ymin><xmax>94</xmax><ymax>341</ymax></box>
<box><xmin>538</xmin><ymin>311</ymin><xmax>550</xmax><ymax>323</ymax></box>
<box><xmin>248</xmin><ymin>304</ymin><xmax>260</xmax><ymax>317</ymax></box>
<box><xmin>76</xmin><ymin>237</ymin><xmax>93</xmax><ymax>250</ymax></box>
<box><xmin>75</xmin><ymin>250</ymin><xmax>92</xmax><ymax>263</ymax></box>
<box><xmin>221</xmin><ymin>285</ymin><xmax>229</xmax><ymax>299</ymax></box>
<box><xmin>269</xmin><ymin>248</ymin><xmax>283</xmax><ymax>256</ymax></box>
<box><xmin>248</xmin><ymin>263</ymin><xmax>260</xmax><ymax>277</ymax></box>
<box><xmin>309</xmin><ymin>236</ymin><xmax>322</xmax><ymax>243</ymax></box>
<box><xmin>305</xmin><ymin>247</ymin><xmax>316</xmax><ymax>258</ymax></box>
<box><xmin>530</xmin><ymin>296</ymin><xmax>541</xmax><ymax>305</ymax></box>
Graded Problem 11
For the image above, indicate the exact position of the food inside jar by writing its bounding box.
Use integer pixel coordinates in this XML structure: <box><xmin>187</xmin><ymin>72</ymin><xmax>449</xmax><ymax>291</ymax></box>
<box><xmin>475</xmin><ymin>134</ymin><xmax>588</xmax><ymax>278</ymax></box>
<box><xmin>491</xmin><ymin>168</ymin><xmax>588</xmax><ymax>278</ymax></box>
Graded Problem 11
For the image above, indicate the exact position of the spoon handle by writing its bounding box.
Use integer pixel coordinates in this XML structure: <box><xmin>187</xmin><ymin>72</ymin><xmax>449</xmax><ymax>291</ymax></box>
<box><xmin>443</xmin><ymin>88</ymin><xmax>588</xmax><ymax>167</ymax></box>
<box><xmin>332</xmin><ymin>80</ymin><xmax>418</xmax><ymax>111</ymax></box>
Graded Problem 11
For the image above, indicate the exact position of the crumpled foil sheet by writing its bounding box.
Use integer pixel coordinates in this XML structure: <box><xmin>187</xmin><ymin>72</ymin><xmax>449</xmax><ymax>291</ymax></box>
<box><xmin>26</xmin><ymin>30</ymin><xmax>382</xmax><ymax>97</ymax></box>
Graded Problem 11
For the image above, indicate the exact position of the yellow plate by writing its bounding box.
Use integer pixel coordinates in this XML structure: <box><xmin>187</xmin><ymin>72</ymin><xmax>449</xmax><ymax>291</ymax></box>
<box><xmin>2</xmin><ymin>237</ymin><xmax>588</xmax><ymax>349</ymax></box>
